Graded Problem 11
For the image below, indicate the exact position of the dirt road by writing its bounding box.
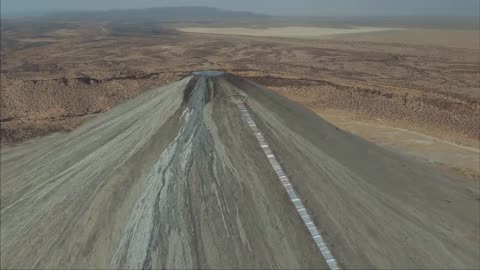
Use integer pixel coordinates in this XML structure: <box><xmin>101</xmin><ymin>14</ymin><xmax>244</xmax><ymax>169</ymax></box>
<box><xmin>1</xmin><ymin>73</ymin><xmax>478</xmax><ymax>269</ymax></box>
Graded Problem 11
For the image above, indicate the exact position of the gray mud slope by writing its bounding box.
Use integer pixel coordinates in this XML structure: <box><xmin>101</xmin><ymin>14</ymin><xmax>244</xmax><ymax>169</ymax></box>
<box><xmin>1</xmin><ymin>74</ymin><xmax>479</xmax><ymax>269</ymax></box>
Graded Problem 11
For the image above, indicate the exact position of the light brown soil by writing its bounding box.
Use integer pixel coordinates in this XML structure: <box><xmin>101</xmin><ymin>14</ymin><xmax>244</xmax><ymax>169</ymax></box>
<box><xmin>178</xmin><ymin>26</ymin><xmax>404</xmax><ymax>38</ymax></box>
<box><xmin>317</xmin><ymin>109</ymin><xmax>480</xmax><ymax>179</ymax></box>
<box><xmin>0</xmin><ymin>75</ymin><xmax>185</xmax><ymax>144</ymax></box>
<box><xmin>327</xmin><ymin>29</ymin><xmax>480</xmax><ymax>49</ymax></box>
<box><xmin>253</xmin><ymin>76</ymin><xmax>479</xmax><ymax>148</ymax></box>
<box><xmin>1</xmin><ymin>20</ymin><xmax>479</xmax><ymax>152</ymax></box>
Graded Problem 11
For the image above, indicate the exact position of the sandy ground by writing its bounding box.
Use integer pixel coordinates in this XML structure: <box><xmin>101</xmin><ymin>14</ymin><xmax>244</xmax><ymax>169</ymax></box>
<box><xmin>328</xmin><ymin>29</ymin><xmax>480</xmax><ymax>49</ymax></box>
<box><xmin>178</xmin><ymin>27</ymin><xmax>479</xmax><ymax>49</ymax></box>
<box><xmin>178</xmin><ymin>26</ymin><xmax>479</xmax><ymax>49</ymax></box>
<box><xmin>178</xmin><ymin>26</ymin><xmax>404</xmax><ymax>38</ymax></box>
<box><xmin>318</xmin><ymin>109</ymin><xmax>480</xmax><ymax>178</ymax></box>
<box><xmin>1</xmin><ymin>74</ymin><xmax>478</xmax><ymax>269</ymax></box>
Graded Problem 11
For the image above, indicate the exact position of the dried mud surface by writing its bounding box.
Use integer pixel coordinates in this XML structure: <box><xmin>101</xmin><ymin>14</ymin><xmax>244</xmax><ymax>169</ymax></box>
<box><xmin>1</xmin><ymin>75</ymin><xmax>479</xmax><ymax>269</ymax></box>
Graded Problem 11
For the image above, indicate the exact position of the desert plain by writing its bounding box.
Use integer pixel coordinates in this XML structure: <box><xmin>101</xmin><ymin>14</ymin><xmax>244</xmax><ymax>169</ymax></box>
<box><xmin>1</xmin><ymin>15</ymin><xmax>479</xmax><ymax>179</ymax></box>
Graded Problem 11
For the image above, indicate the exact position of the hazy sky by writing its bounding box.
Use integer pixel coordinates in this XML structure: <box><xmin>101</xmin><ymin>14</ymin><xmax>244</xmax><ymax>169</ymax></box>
<box><xmin>2</xmin><ymin>0</ymin><xmax>479</xmax><ymax>16</ymax></box>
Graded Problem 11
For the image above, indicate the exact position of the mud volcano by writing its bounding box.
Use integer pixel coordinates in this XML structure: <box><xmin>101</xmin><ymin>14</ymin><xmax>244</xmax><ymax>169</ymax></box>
<box><xmin>1</xmin><ymin>73</ymin><xmax>478</xmax><ymax>269</ymax></box>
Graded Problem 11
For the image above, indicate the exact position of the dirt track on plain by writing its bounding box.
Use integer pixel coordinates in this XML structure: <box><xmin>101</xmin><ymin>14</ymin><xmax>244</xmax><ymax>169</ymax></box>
<box><xmin>2</xmin><ymin>74</ymin><xmax>479</xmax><ymax>269</ymax></box>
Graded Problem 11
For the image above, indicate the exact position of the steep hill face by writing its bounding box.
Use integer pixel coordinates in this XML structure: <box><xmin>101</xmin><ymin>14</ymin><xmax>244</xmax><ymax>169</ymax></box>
<box><xmin>1</xmin><ymin>73</ymin><xmax>478</xmax><ymax>269</ymax></box>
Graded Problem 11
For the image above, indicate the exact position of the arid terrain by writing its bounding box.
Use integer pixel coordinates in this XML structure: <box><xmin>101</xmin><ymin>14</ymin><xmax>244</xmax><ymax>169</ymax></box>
<box><xmin>1</xmin><ymin>10</ymin><xmax>480</xmax><ymax>269</ymax></box>
<box><xmin>1</xmin><ymin>17</ymin><xmax>479</xmax><ymax>178</ymax></box>
<box><xmin>2</xmin><ymin>72</ymin><xmax>479</xmax><ymax>269</ymax></box>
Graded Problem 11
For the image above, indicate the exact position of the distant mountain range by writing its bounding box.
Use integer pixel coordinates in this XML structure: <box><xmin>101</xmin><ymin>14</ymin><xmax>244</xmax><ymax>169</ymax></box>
<box><xmin>3</xmin><ymin>6</ymin><xmax>476</xmax><ymax>30</ymax></box>
<box><xmin>46</xmin><ymin>6</ymin><xmax>271</xmax><ymax>23</ymax></box>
